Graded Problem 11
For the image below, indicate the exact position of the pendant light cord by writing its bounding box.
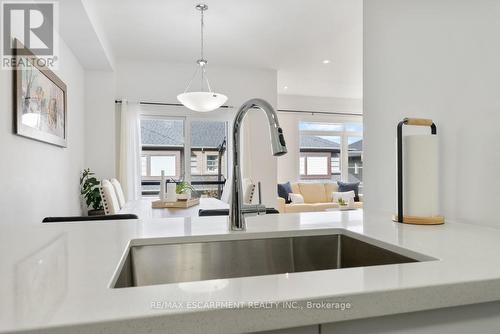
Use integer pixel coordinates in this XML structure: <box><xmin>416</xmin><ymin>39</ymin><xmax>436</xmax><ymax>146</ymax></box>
<box><xmin>200</xmin><ymin>7</ymin><xmax>204</xmax><ymax>61</ymax></box>
<box><xmin>200</xmin><ymin>7</ymin><xmax>204</xmax><ymax>91</ymax></box>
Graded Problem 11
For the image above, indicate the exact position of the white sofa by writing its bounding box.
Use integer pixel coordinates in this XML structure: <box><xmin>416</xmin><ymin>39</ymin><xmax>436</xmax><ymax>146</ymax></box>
<box><xmin>277</xmin><ymin>182</ymin><xmax>363</xmax><ymax>214</ymax></box>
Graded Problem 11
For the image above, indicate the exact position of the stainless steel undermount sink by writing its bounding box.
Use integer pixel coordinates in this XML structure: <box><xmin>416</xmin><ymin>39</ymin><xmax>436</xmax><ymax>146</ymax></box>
<box><xmin>113</xmin><ymin>234</ymin><xmax>429</xmax><ymax>288</ymax></box>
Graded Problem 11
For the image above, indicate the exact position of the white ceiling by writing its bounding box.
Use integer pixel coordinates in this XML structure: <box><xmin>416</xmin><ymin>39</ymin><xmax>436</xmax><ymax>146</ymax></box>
<box><xmin>86</xmin><ymin>0</ymin><xmax>362</xmax><ymax>99</ymax></box>
<box><xmin>59</xmin><ymin>0</ymin><xmax>114</xmax><ymax>70</ymax></box>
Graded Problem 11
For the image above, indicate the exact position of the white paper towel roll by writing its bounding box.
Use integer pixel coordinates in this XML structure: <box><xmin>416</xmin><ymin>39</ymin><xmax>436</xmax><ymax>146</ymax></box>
<box><xmin>403</xmin><ymin>135</ymin><xmax>439</xmax><ymax>217</ymax></box>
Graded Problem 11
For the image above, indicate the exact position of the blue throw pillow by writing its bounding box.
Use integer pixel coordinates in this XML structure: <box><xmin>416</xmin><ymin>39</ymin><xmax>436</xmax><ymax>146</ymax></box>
<box><xmin>277</xmin><ymin>182</ymin><xmax>293</xmax><ymax>204</ymax></box>
<box><xmin>337</xmin><ymin>181</ymin><xmax>360</xmax><ymax>202</ymax></box>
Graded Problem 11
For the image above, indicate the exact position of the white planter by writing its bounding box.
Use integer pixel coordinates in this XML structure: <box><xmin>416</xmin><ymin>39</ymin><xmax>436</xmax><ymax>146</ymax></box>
<box><xmin>177</xmin><ymin>192</ymin><xmax>191</xmax><ymax>201</ymax></box>
<box><xmin>338</xmin><ymin>205</ymin><xmax>350</xmax><ymax>211</ymax></box>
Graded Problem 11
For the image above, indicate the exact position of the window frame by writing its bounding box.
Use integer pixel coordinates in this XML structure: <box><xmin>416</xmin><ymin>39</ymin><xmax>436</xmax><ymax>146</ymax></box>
<box><xmin>300</xmin><ymin>152</ymin><xmax>332</xmax><ymax>179</ymax></box>
<box><xmin>347</xmin><ymin>135</ymin><xmax>363</xmax><ymax>190</ymax></box>
<box><xmin>204</xmin><ymin>153</ymin><xmax>220</xmax><ymax>174</ymax></box>
<box><xmin>140</xmin><ymin>114</ymin><xmax>185</xmax><ymax>182</ymax></box>
<box><xmin>331</xmin><ymin>155</ymin><xmax>341</xmax><ymax>174</ymax></box>
<box><xmin>139</xmin><ymin>106</ymin><xmax>232</xmax><ymax>197</ymax></box>
<box><xmin>298</xmin><ymin>119</ymin><xmax>363</xmax><ymax>184</ymax></box>
<box><xmin>190</xmin><ymin>153</ymin><xmax>199</xmax><ymax>175</ymax></box>
<box><xmin>141</xmin><ymin>150</ymin><xmax>182</xmax><ymax>180</ymax></box>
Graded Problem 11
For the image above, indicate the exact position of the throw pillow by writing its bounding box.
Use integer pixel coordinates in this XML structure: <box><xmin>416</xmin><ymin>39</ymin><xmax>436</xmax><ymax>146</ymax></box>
<box><xmin>277</xmin><ymin>182</ymin><xmax>293</xmax><ymax>204</ymax></box>
<box><xmin>289</xmin><ymin>193</ymin><xmax>305</xmax><ymax>204</ymax></box>
<box><xmin>332</xmin><ymin>190</ymin><xmax>355</xmax><ymax>202</ymax></box>
<box><xmin>337</xmin><ymin>181</ymin><xmax>360</xmax><ymax>202</ymax></box>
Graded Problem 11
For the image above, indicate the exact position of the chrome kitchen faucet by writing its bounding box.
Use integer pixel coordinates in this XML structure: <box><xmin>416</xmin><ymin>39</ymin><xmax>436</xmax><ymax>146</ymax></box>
<box><xmin>230</xmin><ymin>99</ymin><xmax>287</xmax><ymax>231</ymax></box>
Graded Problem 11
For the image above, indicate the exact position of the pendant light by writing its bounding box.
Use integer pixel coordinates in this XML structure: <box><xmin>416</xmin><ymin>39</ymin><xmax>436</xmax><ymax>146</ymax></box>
<box><xmin>177</xmin><ymin>4</ymin><xmax>227</xmax><ymax>112</ymax></box>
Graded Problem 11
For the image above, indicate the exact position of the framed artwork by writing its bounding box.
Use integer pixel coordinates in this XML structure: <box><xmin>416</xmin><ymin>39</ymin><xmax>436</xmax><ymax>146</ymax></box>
<box><xmin>14</xmin><ymin>39</ymin><xmax>67</xmax><ymax>147</ymax></box>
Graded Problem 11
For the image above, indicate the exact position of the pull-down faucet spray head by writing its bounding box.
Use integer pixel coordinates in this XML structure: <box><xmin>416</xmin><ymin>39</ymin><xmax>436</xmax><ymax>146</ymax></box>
<box><xmin>270</xmin><ymin>125</ymin><xmax>288</xmax><ymax>156</ymax></box>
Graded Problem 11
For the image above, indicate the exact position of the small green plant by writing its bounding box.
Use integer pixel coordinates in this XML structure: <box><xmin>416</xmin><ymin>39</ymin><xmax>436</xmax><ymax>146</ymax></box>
<box><xmin>80</xmin><ymin>168</ymin><xmax>103</xmax><ymax>210</ymax></box>
<box><xmin>337</xmin><ymin>198</ymin><xmax>348</xmax><ymax>207</ymax></box>
<box><xmin>176</xmin><ymin>180</ymin><xmax>195</xmax><ymax>194</ymax></box>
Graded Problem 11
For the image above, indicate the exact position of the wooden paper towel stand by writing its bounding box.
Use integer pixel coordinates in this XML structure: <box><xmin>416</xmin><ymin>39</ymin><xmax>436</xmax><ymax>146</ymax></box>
<box><xmin>392</xmin><ymin>118</ymin><xmax>445</xmax><ymax>225</ymax></box>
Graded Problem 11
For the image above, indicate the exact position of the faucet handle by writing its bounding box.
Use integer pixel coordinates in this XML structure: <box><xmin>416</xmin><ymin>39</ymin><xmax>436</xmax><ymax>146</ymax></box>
<box><xmin>277</xmin><ymin>127</ymin><xmax>286</xmax><ymax>146</ymax></box>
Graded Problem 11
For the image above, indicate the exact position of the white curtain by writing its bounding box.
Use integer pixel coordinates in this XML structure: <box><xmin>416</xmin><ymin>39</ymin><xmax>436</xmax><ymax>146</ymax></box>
<box><xmin>118</xmin><ymin>100</ymin><xmax>141</xmax><ymax>201</ymax></box>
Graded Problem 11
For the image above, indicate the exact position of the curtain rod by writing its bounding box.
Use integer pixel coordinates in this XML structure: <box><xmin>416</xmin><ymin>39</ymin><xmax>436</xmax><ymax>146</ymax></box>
<box><xmin>114</xmin><ymin>100</ymin><xmax>234</xmax><ymax>109</ymax></box>
<box><xmin>277</xmin><ymin>109</ymin><xmax>362</xmax><ymax>117</ymax></box>
<box><xmin>114</xmin><ymin>100</ymin><xmax>362</xmax><ymax>117</ymax></box>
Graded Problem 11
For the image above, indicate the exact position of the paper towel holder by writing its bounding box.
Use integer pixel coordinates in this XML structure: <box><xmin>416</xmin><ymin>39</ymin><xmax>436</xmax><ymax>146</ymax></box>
<box><xmin>392</xmin><ymin>118</ymin><xmax>445</xmax><ymax>225</ymax></box>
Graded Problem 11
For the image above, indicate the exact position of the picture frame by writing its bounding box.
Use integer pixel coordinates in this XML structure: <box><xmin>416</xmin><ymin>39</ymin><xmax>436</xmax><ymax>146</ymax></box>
<box><xmin>13</xmin><ymin>39</ymin><xmax>67</xmax><ymax>147</ymax></box>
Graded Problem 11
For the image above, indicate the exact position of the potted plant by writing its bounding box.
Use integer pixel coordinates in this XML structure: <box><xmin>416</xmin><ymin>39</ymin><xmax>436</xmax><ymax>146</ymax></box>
<box><xmin>176</xmin><ymin>181</ymin><xmax>195</xmax><ymax>201</ymax></box>
<box><xmin>337</xmin><ymin>197</ymin><xmax>350</xmax><ymax>211</ymax></box>
<box><xmin>80</xmin><ymin>168</ymin><xmax>104</xmax><ymax>215</ymax></box>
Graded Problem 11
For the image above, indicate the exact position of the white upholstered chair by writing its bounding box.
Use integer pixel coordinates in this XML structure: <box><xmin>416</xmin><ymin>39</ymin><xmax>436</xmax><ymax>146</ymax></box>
<box><xmin>220</xmin><ymin>176</ymin><xmax>232</xmax><ymax>204</ymax></box>
<box><xmin>110</xmin><ymin>178</ymin><xmax>126</xmax><ymax>209</ymax></box>
<box><xmin>220</xmin><ymin>177</ymin><xmax>255</xmax><ymax>205</ymax></box>
<box><xmin>100</xmin><ymin>179</ymin><xmax>121</xmax><ymax>215</ymax></box>
<box><xmin>242</xmin><ymin>178</ymin><xmax>256</xmax><ymax>204</ymax></box>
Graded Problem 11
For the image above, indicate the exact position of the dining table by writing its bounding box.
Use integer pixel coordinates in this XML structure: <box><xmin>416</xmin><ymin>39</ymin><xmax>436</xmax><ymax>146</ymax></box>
<box><xmin>119</xmin><ymin>197</ymin><xmax>229</xmax><ymax>219</ymax></box>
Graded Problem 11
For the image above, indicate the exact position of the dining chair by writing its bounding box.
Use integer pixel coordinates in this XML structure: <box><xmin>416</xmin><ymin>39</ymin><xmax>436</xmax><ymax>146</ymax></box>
<box><xmin>220</xmin><ymin>177</ymin><xmax>255</xmax><ymax>205</ymax></box>
<box><xmin>100</xmin><ymin>179</ymin><xmax>121</xmax><ymax>215</ymax></box>
<box><xmin>110</xmin><ymin>178</ymin><xmax>126</xmax><ymax>209</ymax></box>
<box><xmin>199</xmin><ymin>208</ymin><xmax>279</xmax><ymax>217</ymax></box>
<box><xmin>242</xmin><ymin>178</ymin><xmax>256</xmax><ymax>204</ymax></box>
<box><xmin>220</xmin><ymin>175</ymin><xmax>231</xmax><ymax>204</ymax></box>
<box><xmin>43</xmin><ymin>214</ymin><xmax>138</xmax><ymax>223</ymax></box>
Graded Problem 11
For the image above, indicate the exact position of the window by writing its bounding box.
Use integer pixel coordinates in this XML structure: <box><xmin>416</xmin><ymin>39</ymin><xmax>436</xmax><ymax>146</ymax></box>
<box><xmin>300</xmin><ymin>134</ymin><xmax>341</xmax><ymax>180</ymax></box>
<box><xmin>141</xmin><ymin>156</ymin><xmax>147</xmax><ymax>176</ymax></box>
<box><xmin>206</xmin><ymin>154</ymin><xmax>218</xmax><ymax>173</ymax></box>
<box><xmin>345</xmin><ymin>123</ymin><xmax>363</xmax><ymax>132</ymax></box>
<box><xmin>299</xmin><ymin>121</ymin><xmax>363</xmax><ymax>190</ymax></box>
<box><xmin>150</xmin><ymin>155</ymin><xmax>177</xmax><ymax>176</ymax></box>
<box><xmin>190</xmin><ymin>120</ymin><xmax>227</xmax><ymax>197</ymax></box>
<box><xmin>140</xmin><ymin>118</ymin><xmax>185</xmax><ymax>195</ymax></box>
<box><xmin>306</xmin><ymin>155</ymin><xmax>329</xmax><ymax>175</ymax></box>
<box><xmin>190</xmin><ymin>154</ymin><xmax>199</xmax><ymax>174</ymax></box>
<box><xmin>300</xmin><ymin>122</ymin><xmax>343</xmax><ymax>132</ymax></box>
<box><xmin>331</xmin><ymin>155</ymin><xmax>341</xmax><ymax>174</ymax></box>
<box><xmin>348</xmin><ymin>136</ymin><xmax>363</xmax><ymax>193</ymax></box>
<box><xmin>140</xmin><ymin>117</ymin><xmax>229</xmax><ymax>198</ymax></box>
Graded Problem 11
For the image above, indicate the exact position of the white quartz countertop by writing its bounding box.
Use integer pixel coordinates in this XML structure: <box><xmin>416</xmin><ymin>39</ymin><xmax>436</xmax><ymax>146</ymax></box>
<box><xmin>2</xmin><ymin>211</ymin><xmax>500</xmax><ymax>333</ymax></box>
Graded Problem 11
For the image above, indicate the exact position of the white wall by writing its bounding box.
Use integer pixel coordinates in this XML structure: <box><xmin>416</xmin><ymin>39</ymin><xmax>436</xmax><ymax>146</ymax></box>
<box><xmin>278</xmin><ymin>94</ymin><xmax>362</xmax><ymax>114</ymax></box>
<box><xmin>84</xmin><ymin>71</ymin><xmax>116</xmax><ymax>179</ymax></box>
<box><xmin>86</xmin><ymin>60</ymin><xmax>279</xmax><ymax>207</ymax></box>
<box><xmin>0</xmin><ymin>39</ymin><xmax>86</xmax><ymax>224</ymax></box>
<box><xmin>364</xmin><ymin>0</ymin><xmax>500</xmax><ymax>226</ymax></box>
<box><xmin>115</xmin><ymin>60</ymin><xmax>276</xmax><ymax>107</ymax></box>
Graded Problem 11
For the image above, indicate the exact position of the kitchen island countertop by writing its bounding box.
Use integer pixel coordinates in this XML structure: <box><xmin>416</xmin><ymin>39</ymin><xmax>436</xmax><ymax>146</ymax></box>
<box><xmin>2</xmin><ymin>210</ymin><xmax>500</xmax><ymax>333</ymax></box>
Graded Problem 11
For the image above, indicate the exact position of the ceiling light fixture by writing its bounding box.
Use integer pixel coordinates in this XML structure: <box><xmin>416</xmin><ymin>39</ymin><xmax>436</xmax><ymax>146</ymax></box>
<box><xmin>322</xmin><ymin>59</ymin><xmax>331</xmax><ymax>64</ymax></box>
<box><xmin>177</xmin><ymin>4</ymin><xmax>227</xmax><ymax>112</ymax></box>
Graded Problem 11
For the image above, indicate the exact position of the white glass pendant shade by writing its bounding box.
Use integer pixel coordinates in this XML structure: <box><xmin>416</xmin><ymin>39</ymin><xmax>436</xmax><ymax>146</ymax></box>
<box><xmin>177</xmin><ymin>92</ymin><xmax>228</xmax><ymax>112</ymax></box>
<box><xmin>178</xmin><ymin>4</ymin><xmax>227</xmax><ymax>112</ymax></box>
